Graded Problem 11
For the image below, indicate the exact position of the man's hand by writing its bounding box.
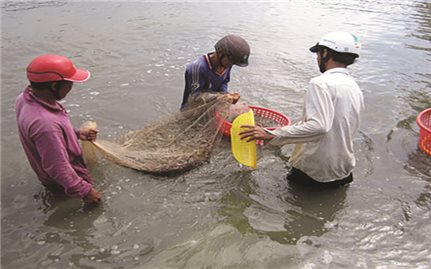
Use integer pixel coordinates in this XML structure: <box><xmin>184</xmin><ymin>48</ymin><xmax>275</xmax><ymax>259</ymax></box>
<box><xmin>78</xmin><ymin>128</ymin><xmax>99</xmax><ymax>141</ymax></box>
<box><xmin>83</xmin><ymin>187</ymin><xmax>102</xmax><ymax>204</ymax></box>
<box><xmin>239</xmin><ymin>125</ymin><xmax>275</xmax><ymax>142</ymax></box>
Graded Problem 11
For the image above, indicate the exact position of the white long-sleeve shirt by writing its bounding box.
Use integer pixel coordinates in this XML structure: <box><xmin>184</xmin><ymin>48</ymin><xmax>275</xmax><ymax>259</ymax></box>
<box><xmin>267</xmin><ymin>68</ymin><xmax>364</xmax><ymax>182</ymax></box>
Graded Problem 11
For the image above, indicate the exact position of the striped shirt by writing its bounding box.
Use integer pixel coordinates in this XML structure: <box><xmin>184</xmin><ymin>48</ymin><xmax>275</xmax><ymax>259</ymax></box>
<box><xmin>181</xmin><ymin>54</ymin><xmax>231</xmax><ymax>110</ymax></box>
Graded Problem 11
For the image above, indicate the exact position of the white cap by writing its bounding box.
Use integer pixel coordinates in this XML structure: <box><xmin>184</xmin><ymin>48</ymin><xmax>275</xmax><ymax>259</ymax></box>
<box><xmin>310</xmin><ymin>32</ymin><xmax>361</xmax><ymax>57</ymax></box>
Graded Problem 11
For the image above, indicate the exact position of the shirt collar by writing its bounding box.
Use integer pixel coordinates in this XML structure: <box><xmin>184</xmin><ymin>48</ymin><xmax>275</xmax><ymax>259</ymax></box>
<box><xmin>324</xmin><ymin>67</ymin><xmax>350</xmax><ymax>75</ymax></box>
<box><xmin>204</xmin><ymin>53</ymin><xmax>229</xmax><ymax>76</ymax></box>
<box><xmin>204</xmin><ymin>54</ymin><xmax>213</xmax><ymax>70</ymax></box>
<box><xmin>24</xmin><ymin>86</ymin><xmax>66</xmax><ymax>112</ymax></box>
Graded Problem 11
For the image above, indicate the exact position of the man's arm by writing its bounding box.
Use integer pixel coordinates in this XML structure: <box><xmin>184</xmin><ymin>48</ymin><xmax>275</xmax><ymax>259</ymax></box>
<box><xmin>181</xmin><ymin>62</ymin><xmax>208</xmax><ymax>109</ymax></box>
<box><xmin>33</xmin><ymin>128</ymin><xmax>93</xmax><ymax>198</ymax></box>
<box><xmin>220</xmin><ymin>68</ymin><xmax>231</xmax><ymax>93</ymax></box>
<box><xmin>268</xmin><ymin>81</ymin><xmax>335</xmax><ymax>146</ymax></box>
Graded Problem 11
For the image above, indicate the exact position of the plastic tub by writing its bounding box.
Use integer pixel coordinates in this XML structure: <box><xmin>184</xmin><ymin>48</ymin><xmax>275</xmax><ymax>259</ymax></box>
<box><xmin>416</xmin><ymin>108</ymin><xmax>431</xmax><ymax>156</ymax></box>
<box><xmin>218</xmin><ymin>105</ymin><xmax>291</xmax><ymax>137</ymax></box>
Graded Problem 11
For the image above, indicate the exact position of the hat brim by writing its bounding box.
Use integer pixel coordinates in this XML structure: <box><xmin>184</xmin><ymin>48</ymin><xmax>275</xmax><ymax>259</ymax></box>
<box><xmin>236</xmin><ymin>62</ymin><xmax>248</xmax><ymax>67</ymax></box>
<box><xmin>235</xmin><ymin>58</ymin><xmax>249</xmax><ymax>67</ymax></box>
<box><xmin>65</xmin><ymin>68</ymin><xmax>91</xmax><ymax>82</ymax></box>
<box><xmin>309</xmin><ymin>43</ymin><xmax>318</xmax><ymax>53</ymax></box>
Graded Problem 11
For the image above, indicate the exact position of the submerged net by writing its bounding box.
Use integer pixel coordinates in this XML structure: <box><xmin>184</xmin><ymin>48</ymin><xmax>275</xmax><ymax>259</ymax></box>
<box><xmin>82</xmin><ymin>96</ymin><xmax>232</xmax><ymax>175</ymax></box>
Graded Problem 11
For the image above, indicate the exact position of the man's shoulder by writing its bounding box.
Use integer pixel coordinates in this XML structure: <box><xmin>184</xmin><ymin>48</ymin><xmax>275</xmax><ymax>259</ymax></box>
<box><xmin>186</xmin><ymin>55</ymin><xmax>207</xmax><ymax>70</ymax></box>
<box><xmin>15</xmin><ymin>87</ymin><xmax>30</xmax><ymax>106</ymax></box>
<box><xmin>309</xmin><ymin>73</ymin><xmax>326</xmax><ymax>86</ymax></box>
<box><xmin>310</xmin><ymin>69</ymin><xmax>355</xmax><ymax>85</ymax></box>
<box><xmin>19</xmin><ymin>106</ymin><xmax>63</xmax><ymax>131</ymax></box>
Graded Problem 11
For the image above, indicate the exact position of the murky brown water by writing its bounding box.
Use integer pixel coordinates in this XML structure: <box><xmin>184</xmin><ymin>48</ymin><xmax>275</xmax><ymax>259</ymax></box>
<box><xmin>2</xmin><ymin>1</ymin><xmax>431</xmax><ymax>268</ymax></box>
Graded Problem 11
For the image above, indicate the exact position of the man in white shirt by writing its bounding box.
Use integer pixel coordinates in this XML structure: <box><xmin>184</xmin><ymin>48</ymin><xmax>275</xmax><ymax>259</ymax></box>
<box><xmin>240</xmin><ymin>32</ymin><xmax>364</xmax><ymax>188</ymax></box>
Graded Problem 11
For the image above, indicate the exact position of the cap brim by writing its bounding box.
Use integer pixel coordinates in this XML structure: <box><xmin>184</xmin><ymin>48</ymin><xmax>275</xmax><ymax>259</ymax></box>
<box><xmin>65</xmin><ymin>68</ymin><xmax>91</xmax><ymax>82</ymax></box>
<box><xmin>236</xmin><ymin>61</ymin><xmax>249</xmax><ymax>67</ymax></box>
<box><xmin>309</xmin><ymin>44</ymin><xmax>318</xmax><ymax>53</ymax></box>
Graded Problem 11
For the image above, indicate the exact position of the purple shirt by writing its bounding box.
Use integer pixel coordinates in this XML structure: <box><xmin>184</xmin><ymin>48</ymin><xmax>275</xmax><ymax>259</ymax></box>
<box><xmin>15</xmin><ymin>86</ymin><xmax>93</xmax><ymax>198</ymax></box>
<box><xmin>181</xmin><ymin>54</ymin><xmax>232</xmax><ymax>109</ymax></box>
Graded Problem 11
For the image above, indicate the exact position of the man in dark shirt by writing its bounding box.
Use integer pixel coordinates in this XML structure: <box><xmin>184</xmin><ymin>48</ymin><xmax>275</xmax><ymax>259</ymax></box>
<box><xmin>180</xmin><ymin>34</ymin><xmax>251</xmax><ymax>110</ymax></box>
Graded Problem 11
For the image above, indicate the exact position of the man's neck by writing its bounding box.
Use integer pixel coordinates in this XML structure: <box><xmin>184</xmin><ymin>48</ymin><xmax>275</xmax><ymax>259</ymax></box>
<box><xmin>208</xmin><ymin>52</ymin><xmax>227</xmax><ymax>73</ymax></box>
<box><xmin>325</xmin><ymin>60</ymin><xmax>347</xmax><ymax>71</ymax></box>
<box><xmin>208</xmin><ymin>52</ymin><xmax>219</xmax><ymax>68</ymax></box>
<box><xmin>31</xmin><ymin>87</ymin><xmax>57</xmax><ymax>105</ymax></box>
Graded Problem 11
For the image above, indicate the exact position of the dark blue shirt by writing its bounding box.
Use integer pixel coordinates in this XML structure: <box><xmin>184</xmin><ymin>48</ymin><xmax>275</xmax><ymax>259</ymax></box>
<box><xmin>181</xmin><ymin>54</ymin><xmax>231</xmax><ymax>109</ymax></box>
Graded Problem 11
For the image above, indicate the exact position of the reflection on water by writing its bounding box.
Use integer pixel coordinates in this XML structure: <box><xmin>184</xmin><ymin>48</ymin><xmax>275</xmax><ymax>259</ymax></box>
<box><xmin>407</xmin><ymin>89</ymin><xmax>431</xmax><ymax>113</ymax></box>
<box><xmin>282</xmin><ymin>182</ymin><xmax>347</xmax><ymax>244</ymax></box>
<box><xmin>2</xmin><ymin>0</ymin><xmax>431</xmax><ymax>268</ymax></box>
<box><xmin>414</xmin><ymin>185</ymin><xmax>431</xmax><ymax>209</ymax></box>
<box><xmin>407</xmin><ymin>150</ymin><xmax>431</xmax><ymax>178</ymax></box>
<box><xmin>219</xmin><ymin>172</ymin><xmax>348</xmax><ymax>245</ymax></box>
<box><xmin>408</xmin><ymin>1</ymin><xmax>431</xmax><ymax>51</ymax></box>
<box><xmin>38</xmin><ymin>192</ymin><xmax>110</xmax><ymax>268</ymax></box>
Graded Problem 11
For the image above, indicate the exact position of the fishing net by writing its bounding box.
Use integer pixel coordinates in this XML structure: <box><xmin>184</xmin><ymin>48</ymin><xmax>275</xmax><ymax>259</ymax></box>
<box><xmin>81</xmin><ymin>94</ymin><xmax>233</xmax><ymax>175</ymax></box>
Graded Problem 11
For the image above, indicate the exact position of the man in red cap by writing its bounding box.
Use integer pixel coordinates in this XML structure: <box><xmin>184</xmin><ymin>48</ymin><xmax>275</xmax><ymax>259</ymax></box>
<box><xmin>15</xmin><ymin>54</ymin><xmax>102</xmax><ymax>204</ymax></box>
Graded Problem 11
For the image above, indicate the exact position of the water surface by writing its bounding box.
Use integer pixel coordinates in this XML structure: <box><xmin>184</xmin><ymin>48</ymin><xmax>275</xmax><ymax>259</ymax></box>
<box><xmin>1</xmin><ymin>1</ymin><xmax>431</xmax><ymax>268</ymax></box>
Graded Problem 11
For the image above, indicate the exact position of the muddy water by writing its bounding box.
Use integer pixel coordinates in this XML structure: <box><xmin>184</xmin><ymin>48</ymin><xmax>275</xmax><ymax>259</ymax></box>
<box><xmin>1</xmin><ymin>1</ymin><xmax>430</xmax><ymax>268</ymax></box>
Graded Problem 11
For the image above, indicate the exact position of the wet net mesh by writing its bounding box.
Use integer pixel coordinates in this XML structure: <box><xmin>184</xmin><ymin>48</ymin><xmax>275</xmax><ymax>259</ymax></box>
<box><xmin>81</xmin><ymin>95</ymin><xmax>232</xmax><ymax>175</ymax></box>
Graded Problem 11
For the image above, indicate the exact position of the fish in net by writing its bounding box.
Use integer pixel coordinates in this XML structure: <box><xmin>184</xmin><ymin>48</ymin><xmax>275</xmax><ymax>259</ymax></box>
<box><xmin>81</xmin><ymin>95</ymin><xmax>232</xmax><ymax>175</ymax></box>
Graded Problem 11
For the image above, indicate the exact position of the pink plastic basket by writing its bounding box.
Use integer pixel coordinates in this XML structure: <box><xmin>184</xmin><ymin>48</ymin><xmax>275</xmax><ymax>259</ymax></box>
<box><xmin>218</xmin><ymin>105</ymin><xmax>291</xmax><ymax>137</ymax></box>
<box><xmin>416</xmin><ymin>108</ymin><xmax>431</xmax><ymax>156</ymax></box>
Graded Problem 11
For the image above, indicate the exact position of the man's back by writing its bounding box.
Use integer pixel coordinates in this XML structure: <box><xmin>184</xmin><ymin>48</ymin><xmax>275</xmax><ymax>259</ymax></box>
<box><xmin>290</xmin><ymin>68</ymin><xmax>364</xmax><ymax>181</ymax></box>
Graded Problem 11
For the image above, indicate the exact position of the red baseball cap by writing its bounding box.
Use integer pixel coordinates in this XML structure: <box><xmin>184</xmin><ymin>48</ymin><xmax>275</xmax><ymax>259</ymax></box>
<box><xmin>27</xmin><ymin>54</ymin><xmax>91</xmax><ymax>83</ymax></box>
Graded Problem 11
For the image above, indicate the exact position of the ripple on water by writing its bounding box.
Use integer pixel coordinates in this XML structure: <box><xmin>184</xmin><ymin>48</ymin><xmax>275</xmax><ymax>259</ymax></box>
<box><xmin>1</xmin><ymin>1</ymin><xmax>431</xmax><ymax>268</ymax></box>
